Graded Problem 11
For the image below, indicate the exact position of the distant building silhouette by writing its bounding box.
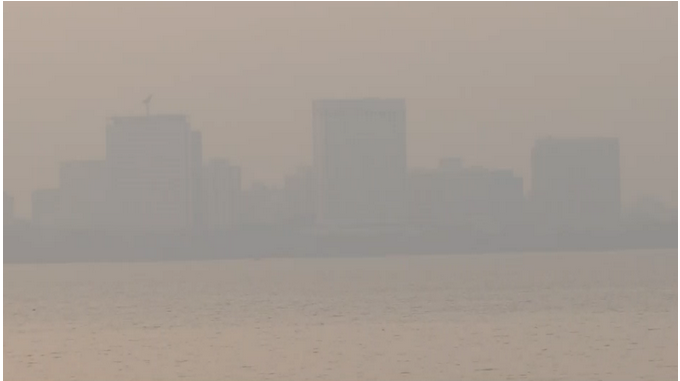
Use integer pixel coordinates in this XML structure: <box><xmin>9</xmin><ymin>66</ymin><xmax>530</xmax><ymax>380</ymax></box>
<box><xmin>241</xmin><ymin>182</ymin><xmax>284</xmax><ymax>226</ymax></box>
<box><xmin>283</xmin><ymin>166</ymin><xmax>316</xmax><ymax>226</ymax></box>
<box><xmin>407</xmin><ymin>168</ymin><xmax>444</xmax><ymax>225</ymax></box>
<box><xmin>106</xmin><ymin>115</ymin><xmax>198</xmax><ymax>230</ymax></box>
<box><xmin>408</xmin><ymin>158</ymin><xmax>524</xmax><ymax>227</ymax></box>
<box><xmin>4</xmin><ymin>191</ymin><xmax>14</xmax><ymax>224</ymax></box>
<box><xmin>627</xmin><ymin>194</ymin><xmax>675</xmax><ymax>225</ymax></box>
<box><xmin>531</xmin><ymin>137</ymin><xmax>621</xmax><ymax>230</ymax></box>
<box><xmin>445</xmin><ymin>165</ymin><xmax>524</xmax><ymax>228</ymax></box>
<box><xmin>201</xmin><ymin>159</ymin><xmax>241</xmax><ymax>229</ymax></box>
<box><xmin>59</xmin><ymin>160</ymin><xmax>107</xmax><ymax>229</ymax></box>
<box><xmin>313</xmin><ymin>99</ymin><xmax>407</xmax><ymax>227</ymax></box>
<box><xmin>191</xmin><ymin>131</ymin><xmax>203</xmax><ymax>228</ymax></box>
<box><xmin>31</xmin><ymin>188</ymin><xmax>60</xmax><ymax>227</ymax></box>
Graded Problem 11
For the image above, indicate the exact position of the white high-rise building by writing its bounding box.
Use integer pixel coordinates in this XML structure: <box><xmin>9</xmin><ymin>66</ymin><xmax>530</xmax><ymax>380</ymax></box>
<box><xmin>313</xmin><ymin>98</ymin><xmax>407</xmax><ymax>226</ymax></box>
<box><xmin>106</xmin><ymin>115</ymin><xmax>195</xmax><ymax>230</ymax></box>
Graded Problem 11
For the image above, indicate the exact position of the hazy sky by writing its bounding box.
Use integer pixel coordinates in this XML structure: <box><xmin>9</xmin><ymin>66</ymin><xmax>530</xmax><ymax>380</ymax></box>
<box><xmin>4</xmin><ymin>2</ymin><xmax>677</xmax><ymax>217</ymax></box>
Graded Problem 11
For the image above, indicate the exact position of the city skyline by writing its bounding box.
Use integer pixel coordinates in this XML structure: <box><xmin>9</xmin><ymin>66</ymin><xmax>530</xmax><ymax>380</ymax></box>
<box><xmin>4</xmin><ymin>5</ymin><xmax>677</xmax><ymax>381</ymax></box>
<box><xmin>7</xmin><ymin>96</ymin><xmax>666</xmax><ymax>230</ymax></box>
<box><xmin>9</xmin><ymin>97</ymin><xmax>673</xmax><ymax>263</ymax></box>
<box><xmin>5</xmin><ymin>96</ymin><xmax>676</xmax><ymax>219</ymax></box>
<box><xmin>3</xmin><ymin>110</ymin><xmax>671</xmax><ymax>223</ymax></box>
<box><xmin>5</xmin><ymin>2</ymin><xmax>677</xmax><ymax>217</ymax></box>
<box><xmin>4</xmin><ymin>99</ymin><xmax>676</xmax><ymax>221</ymax></box>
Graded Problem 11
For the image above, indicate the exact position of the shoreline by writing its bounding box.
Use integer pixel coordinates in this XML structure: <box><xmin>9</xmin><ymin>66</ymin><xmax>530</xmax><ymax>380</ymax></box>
<box><xmin>5</xmin><ymin>222</ymin><xmax>677</xmax><ymax>264</ymax></box>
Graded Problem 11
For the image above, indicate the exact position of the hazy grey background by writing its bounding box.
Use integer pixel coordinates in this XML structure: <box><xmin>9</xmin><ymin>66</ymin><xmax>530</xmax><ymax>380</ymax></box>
<box><xmin>4</xmin><ymin>2</ymin><xmax>677</xmax><ymax>218</ymax></box>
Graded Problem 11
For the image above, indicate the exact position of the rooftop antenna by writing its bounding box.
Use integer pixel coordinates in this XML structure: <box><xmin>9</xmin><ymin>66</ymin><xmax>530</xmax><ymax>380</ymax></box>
<box><xmin>142</xmin><ymin>94</ymin><xmax>153</xmax><ymax>116</ymax></box>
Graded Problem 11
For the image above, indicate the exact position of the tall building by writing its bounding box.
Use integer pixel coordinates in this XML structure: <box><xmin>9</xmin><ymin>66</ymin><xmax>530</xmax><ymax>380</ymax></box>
<box><xmin>106</xmin><ymin>115</ymin><xmax>196</xmax><ymax>230</ymax></box>
<box><xmin>201</xmin><ymin>159</ymin><xmax>241</xmax><ymax>229</ymax></box>
<box><xmin>531</xmin><ymin>137</ymin><xmax>621</xmax><ymax>230</ymax></box>
<box><xmin>59</xmin><ymin>160</ymin><xmax>108</xmax><ymax>229</ymax></box>
<box><xmin>313</xmin><ymin>98</ymin><xmax>407</xmax><ymax>226</ymax></box>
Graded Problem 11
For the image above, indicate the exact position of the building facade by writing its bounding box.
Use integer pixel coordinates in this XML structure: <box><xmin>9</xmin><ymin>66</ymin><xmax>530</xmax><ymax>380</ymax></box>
<box><xmin>408</xmin><ymin>159</ymin><xmax>525</xmax><ymax>228</ymax></box>
<box><xmin>106</xmin><ymin>115</ymin><xmax>196</xmax><ymax>230</ymax></box>
<box><xmin>313</xmin><ymin>98</ymin><xmax>407</xmax><ymax>227</ymax></box>
<box><xmin>201</xmin><ymin>159</ymin><xmax>241</xmax><ymax>229</ymax></box>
